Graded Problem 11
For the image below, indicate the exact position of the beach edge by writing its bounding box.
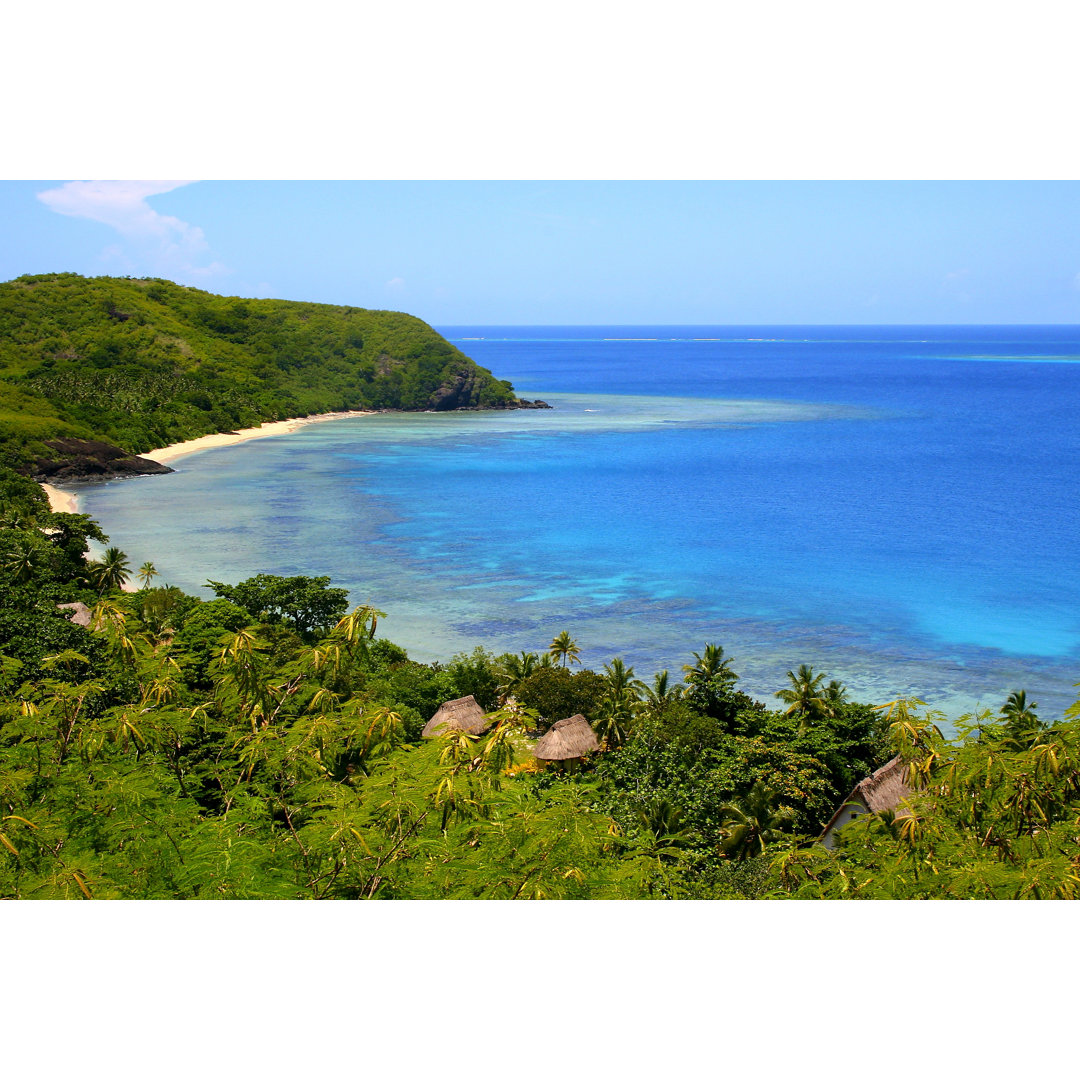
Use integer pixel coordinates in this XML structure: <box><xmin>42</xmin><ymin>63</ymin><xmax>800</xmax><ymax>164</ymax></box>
<box><xmin>39</xmin><ymin>408</ymin><xmax>378</xmax><ymax>513</ymax></box>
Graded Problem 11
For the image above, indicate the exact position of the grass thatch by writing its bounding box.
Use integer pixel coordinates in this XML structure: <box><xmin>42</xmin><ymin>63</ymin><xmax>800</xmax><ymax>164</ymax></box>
<box><xmin>819</xmin><ymin>754</ymin><xmax>913</xmax><ymax>845</ymax></box>
<box><xmin>855</xmin><ymin>755</ymin><xmax>912</xmax><ymax>814</ymax></box>
<box><xmin>56</xmin><ymin>601</ymin><xmax>92</xmax><ymax>627</ymax></box>
<box><xmin>533</xmin><ymin>714</ymin><xmax>599</xmax><ymax>761</ymax></box>
<box><xmin>421</xmin><ymin>695</ymin><xmax>492</xmax><ymax>738</ymax></box>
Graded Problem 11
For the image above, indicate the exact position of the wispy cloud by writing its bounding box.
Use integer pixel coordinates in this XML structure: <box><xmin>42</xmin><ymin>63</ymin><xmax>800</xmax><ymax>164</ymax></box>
<box><xmin>386</xmin><ymin>276</ymin><xmax>405</xmax><ymax>290</ymax></box>
<box><xmin>36</xmin><ymin>180</ymin><xmax>226</xmax><ymax>280</ymax></box>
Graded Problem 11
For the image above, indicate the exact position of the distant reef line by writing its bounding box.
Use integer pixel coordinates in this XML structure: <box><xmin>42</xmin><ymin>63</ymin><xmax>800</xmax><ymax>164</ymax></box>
<box><xmin>0</xmin><ymin>272</ymin><xmax>549</xmax><ymax>482</ymax></box>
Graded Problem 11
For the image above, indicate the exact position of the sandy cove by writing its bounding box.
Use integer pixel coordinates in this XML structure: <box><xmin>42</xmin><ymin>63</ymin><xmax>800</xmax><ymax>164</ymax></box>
<box><xmin>41</xmin><ymin>483</ymin><xmax>79</xmax><ymax>514</ymax></box>
<box><xmin>142</xmin><ymin>409</ymin><xmax>376</xmax><ymax>466</ymax></box>
<box><xmin>39</xmin><ymin>409</ymin><xmax>376</xmax><ymax>513</ymax></box>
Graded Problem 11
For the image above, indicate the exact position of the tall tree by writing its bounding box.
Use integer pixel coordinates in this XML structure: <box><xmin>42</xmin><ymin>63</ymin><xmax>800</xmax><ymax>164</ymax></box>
<box><xmin>1000</xmin><ymin>689</ymin><xmax>1043</xmax><ymax>746</ymax></box>
<box><xmin>717</xmin><ymin>781</ymin><xmax>795</xmax><ymax>860</ymax></box>
<box><xmin>206</xmin><ymin>574</ymin><xmax>349</xmax><ymax>636</ymax></box>
<box><xmin>775</xmin><ymin>664</ymin><xmax>828</xmax><ymax>732</ymax></box>
<box><xmin>594</xmin><ymin>658</ymin><xmax>645</xmax><ymax>749</ymax></box>
<box><xmin>682</xmin><ymin>643</ymin><xmax>737</xmax><ymax>690</ymax></box>
<box><xmin>495</xmin><ymin>651</ymin><xmax>540</xmax><ymax>701</ymax></box>
<box><xmin>136</xmin><ymin>561</ymin><xmax>159</xmax><ymax>589</ymax></box>
<box><xmin>821</xmin><ymin>678</ymin><xmax>848</xmax><ymax>717</ymax></box>
<box><xmin>642</xmin><ymin>669</ymin><xmax>682</xmax><ymax>714</ymax></box>
<box><xmin>548</xmin><ymin>630</ymin><xmax>581</xmax><ymax>669</ymax></box>
<box><xmin>93</xmin><ymin>546</ymin><xmax>131</xmax><ymax>593</ymax></box>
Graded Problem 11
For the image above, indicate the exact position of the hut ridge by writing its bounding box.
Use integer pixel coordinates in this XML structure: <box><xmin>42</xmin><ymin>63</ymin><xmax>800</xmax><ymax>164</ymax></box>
<box><xmin>533</xmin><ymin>714</ymin><xmax>600</xmax><ymax>761</ymax></box>
<box><xmin>853</xmin><ymin>754</ymin><xmax>912</xmax><ymax>814</ymax></box>
<box><xmin>57</xmin><ymin>601</ymin><xmax>92</xmax><ymax>627</ymax></box>
<box><xmin>819</xmin><ymin>755</ymin><xmax>914</xmax><ymax>845</ymax></box>
<box><xmin>422</xmin><ymin>695</ymin><xmax>492</xmax><ymax>738</ymax></box>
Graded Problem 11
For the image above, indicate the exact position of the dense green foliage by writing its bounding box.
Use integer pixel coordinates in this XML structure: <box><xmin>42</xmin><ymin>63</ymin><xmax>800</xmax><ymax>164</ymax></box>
<box><xmin>768</xmin><ymin>698</ymin><xmax>1080</xmax><ymax>898</ymax></box>
<box><xmin>207</xmin><ymin>574</ymin><xmax>351</xmax><ymax>635</ymax></box>
<box><xmin>0</xmin><ymin>273</ymin><xmax>518</xmax><ymax>465</ymax></box>
<box><xmin>3</xmin><ymin>460</ymin><xmax>1079</xmax><ymax>899</ymax></box>
<box><xmin>10</xmin><ymin>278</ymin><xmax>1075</xmax><ymax>899</ymax></box>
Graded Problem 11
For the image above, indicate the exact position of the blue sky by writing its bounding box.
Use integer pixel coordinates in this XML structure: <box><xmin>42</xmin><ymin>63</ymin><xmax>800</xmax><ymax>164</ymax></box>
<box><xmin>3</xmin><ymin>179</ymin><xmax>1079</xmax><ymax>324</ymax></box>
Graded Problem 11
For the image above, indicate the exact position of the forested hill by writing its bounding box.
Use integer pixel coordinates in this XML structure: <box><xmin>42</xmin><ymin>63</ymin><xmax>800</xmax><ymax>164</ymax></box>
<box><xmin>0</xmin><ymin>273</ymin><xmax>523</xmax><ymax>473</ymax></box>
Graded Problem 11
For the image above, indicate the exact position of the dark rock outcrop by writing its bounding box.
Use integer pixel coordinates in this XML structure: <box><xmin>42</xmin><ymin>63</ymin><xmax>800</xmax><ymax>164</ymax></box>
<box><xmin>29</xmin><ymin>438</ymin><xmax>174</xmax><ymax>483</ymax></box>
<box><xmin>429</xmin><ymin>369</ymin><xmax>486</xmax><ymax>410</ymax></box>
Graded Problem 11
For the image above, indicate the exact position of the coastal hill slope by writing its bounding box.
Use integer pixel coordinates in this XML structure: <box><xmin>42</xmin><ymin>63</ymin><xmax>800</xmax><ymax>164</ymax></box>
<box><xmin>0</xmin><ymin>273</ymin><xmax>526</xmax><ymax>476</ymax></box>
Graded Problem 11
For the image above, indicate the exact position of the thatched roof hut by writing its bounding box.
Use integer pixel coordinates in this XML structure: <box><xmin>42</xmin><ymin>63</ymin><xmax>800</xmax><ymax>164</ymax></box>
<box><xmin>533</xmin><ymin>714</ymin><xmax>599</xmax><ymax>761</ymax></box>
<box><xmin>422</xmin><ymin>695</ymin><xmax>492</xmax><ymax>738</ymax></box>
<box><xmin>57</xmin><ymin>601</ymin><xmax>92</xmax><ymax>628</ymax></box>
<box><xmin>820</xmin><ymin>755</ymin><xmax>913</xmax><ymax>849</ymax></box>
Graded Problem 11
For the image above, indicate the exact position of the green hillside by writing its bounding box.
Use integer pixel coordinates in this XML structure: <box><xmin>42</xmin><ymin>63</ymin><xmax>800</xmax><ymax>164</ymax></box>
<box><xmin>0</xmin><ymin>273</ymin><xmax>519</xmax><ymax>468</ymax></box>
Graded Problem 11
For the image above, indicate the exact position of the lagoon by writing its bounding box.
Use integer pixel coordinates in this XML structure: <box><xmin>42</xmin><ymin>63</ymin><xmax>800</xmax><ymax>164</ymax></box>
<box><xmin>77</xmin><ymin>325</ymin><xmax>1080</xmax><ymax>722</ymax></box>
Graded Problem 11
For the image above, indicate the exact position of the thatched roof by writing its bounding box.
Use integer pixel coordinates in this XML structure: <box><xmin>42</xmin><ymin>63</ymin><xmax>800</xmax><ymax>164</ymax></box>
<box><xmin>820</xmin><ymin>755</ymin><xmax>913</xmax><ymax>844</ymax></box>
<box><xmin>854</xmin><ymin>755</ymin><xmax>912</xmax><ymax>814</ymax></box>
<box><xmin>533</xmin><ymin>714</ymin><xmax>600</xmax><ymax>761</ymax></box>
<box><xmin>421</xmin><ymin>695</ymin><xmax>492</xmax><ymax>738</ymax></box>
<box><xmin>57</xmin><ymin>601</ymin><xmax>92</xmax><ymax>628</ymax></box>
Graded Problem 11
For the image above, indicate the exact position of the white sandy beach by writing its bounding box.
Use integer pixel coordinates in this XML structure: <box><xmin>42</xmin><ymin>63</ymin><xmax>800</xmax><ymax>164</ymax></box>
<box><xmin>41</xmin><ymin>483</ymin><xmax>79</xmax><ymax>514</ymax></box>
<box><xmin>39</xmin><ymin>409</ymin><xmax>376</xmax><ymax>513</ymax></box>
<box><xmin>142</xmin><ymin>409</ymin><xmax>375</xmax><ymax>465</ymax></box>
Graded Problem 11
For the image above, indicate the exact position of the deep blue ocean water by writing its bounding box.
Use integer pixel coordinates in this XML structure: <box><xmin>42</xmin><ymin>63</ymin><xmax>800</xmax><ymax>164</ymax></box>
<box><xmin>77</xmin><ymin>326</ymin><xmax>1080</xmax><ymax>723</ymax></box>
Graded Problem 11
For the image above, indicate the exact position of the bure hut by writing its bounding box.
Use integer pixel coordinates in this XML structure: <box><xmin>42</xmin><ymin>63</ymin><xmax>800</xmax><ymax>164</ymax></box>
<box><xmin>422</xmin><ymin>695</ymin><xmax>492</xmax><ymax>738</ymax></box>
<box><xmin>533</xmin><ymin>714</ymin><xmax>600</xmax><ymax>765</ymax></box>
<box><xmin>819</xmin><ymin>755</ymin><xmax>913</xmax><ymax>849</ymax></box>
<box><xmin>57</xmin><ymin>601</ymin><xmax>92</xmax><ymax>628</ymax></box>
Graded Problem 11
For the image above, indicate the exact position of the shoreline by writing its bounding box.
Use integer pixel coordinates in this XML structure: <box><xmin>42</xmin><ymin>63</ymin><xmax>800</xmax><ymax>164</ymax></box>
<box><xmin>142</xmin><ymin>409</ymin><xmax>377</xmax><ymax>465</ymax></box>
<box><xmin>39</xmin><ymin>409</ymin><xmax>377</xmax><ymax>514</ymax></box>
<box><xmin>41</xmin><ymin>483</ymin><xmax>80</xmax><ymax>514</ymax></box>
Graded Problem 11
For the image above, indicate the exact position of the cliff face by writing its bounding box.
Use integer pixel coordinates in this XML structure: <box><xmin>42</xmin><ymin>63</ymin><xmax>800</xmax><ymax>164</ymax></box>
<box><xmin>0</xmin><ymin>273</ymin><xmax>532</xmax><ymax>473</ymax></box>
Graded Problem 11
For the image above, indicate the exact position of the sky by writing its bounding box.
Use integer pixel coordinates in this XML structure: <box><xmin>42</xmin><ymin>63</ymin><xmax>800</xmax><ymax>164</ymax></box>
<box><xmin>3</xmin><ymin>179</ymin><xmax>1079</xmax><ymax>324</ymax></box>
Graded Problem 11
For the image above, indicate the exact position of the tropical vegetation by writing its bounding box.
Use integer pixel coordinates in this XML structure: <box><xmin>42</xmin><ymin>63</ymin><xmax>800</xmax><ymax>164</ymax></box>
<box><xmin>4</xmin><ymin>461</ymin><xmax>1078</xmax><ymax>899</ymax></box>
<box><xmin>0</xmin><ymin>273</ymin><xmax>519</xmax><ymax>469</ymax></box>
<box><xmin>2</xmin><ymin>276</ymin><xmax>1079</xmax><ymax>899</ymax></box>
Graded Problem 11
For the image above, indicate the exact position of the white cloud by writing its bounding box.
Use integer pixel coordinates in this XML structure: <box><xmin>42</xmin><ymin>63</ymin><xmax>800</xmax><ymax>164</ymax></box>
<box><xmin>36</xmin><ymin>180</ymin><xmax>227</xmax><ymax>280</ymax></box>
<box><xmin>386</xmin><ymin>277</ymin><xmax>405</xmax><ymax>290</ymax></box>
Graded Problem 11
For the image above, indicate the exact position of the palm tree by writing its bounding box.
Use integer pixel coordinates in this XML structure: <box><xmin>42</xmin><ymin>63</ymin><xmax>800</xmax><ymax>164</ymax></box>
<box><xmin>0</xmin><ymin>506</ymin><xmax>38</xmax><ymax>530</ymax></box>
<box><xmin>717</xmin><ymin>781</ymin><xmax>796</xmax><ymax>860</ymax></box>
<box><xmin>643</xmin><ymin>669</ymin><xmax>682</xmax><ymax>713</ymax></box>
<box><xmin>603</xmin><ymin>657</ymin><xmax>645</xmax><ymax>700</ymax></box>
<box><xmin>1001</xmin><ymin>689</ymin><xmax>1038</xmax><ymax>727</ymax></box>
<box><xmin>595</xmin><ymin>658</ymin><xmax>645</xmax><ymax>749</ymax></box>
<box><xmin>821</xmin><ymin>678</ymin><xmax>848</xmax><ymax>717</ymax></box>
<box><xmin>775</xmin><ymin>664</ymin><xmax>828</xmax><ymax>731</ymax></box>
<box><xmin>682</xmin><ymin>642</ymin><xmax>737</xmax><ymax>690</ymax></box>
<box><xmin>1001</xmin><ymin>690</ymin><xmax>1042</xmax><ymax>746</ymax></box>
<box><xmin>495</xmin><ymin>651</ymin><xmax>540</xmax><ymax>700</ymax></box>
<box><xmin>92</xmin><ymin>547</ymin><xmax>131</xmax><ymax>594</ymax></box>
<box><xmin>594</xmin><ymin>696</ymin><xmax>636</xmax><ymax>750</ymax></box>
<box><xmin>3</xmin><ymin>537</ymin><xmax>47</xmax><ymax>585</ymax></box>
<box><xmin>549</xmin><ymin>630</ymin><xmax>581</xmax><ymax>669</ymax></box>
<box><xmin>138</xmin><ymin>585</ymin><xmax>183</xmax><ymax>648</ymax></box>
<box><xmin>136</xmin><ymin>561</ymin><xmax>159</xmax><ymax>589</ymax></box>
<box><xmin>634</xmin><ymin>799</ymin><xmax>694</xmax><ymax>862</ymax></box>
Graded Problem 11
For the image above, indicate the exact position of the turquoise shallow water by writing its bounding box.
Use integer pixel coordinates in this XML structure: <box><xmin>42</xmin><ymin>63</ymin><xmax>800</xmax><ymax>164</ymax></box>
<box><xmin>77</xmin><ymin>326</ymin><xmax>1080</xmax><ymax>723</ymax></box>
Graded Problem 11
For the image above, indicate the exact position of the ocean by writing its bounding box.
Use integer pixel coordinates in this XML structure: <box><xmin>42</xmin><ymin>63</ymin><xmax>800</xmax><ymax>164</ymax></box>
<box><xmin>78</xmin><ymin>326</ymin><xmax>1080</xmax><ymax>724</ymax></box>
